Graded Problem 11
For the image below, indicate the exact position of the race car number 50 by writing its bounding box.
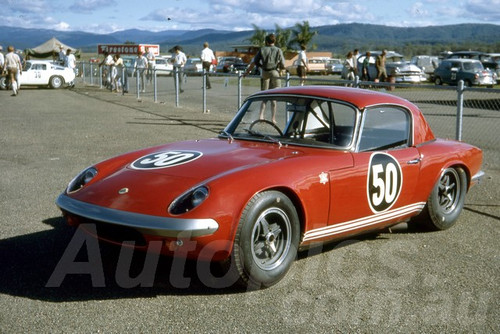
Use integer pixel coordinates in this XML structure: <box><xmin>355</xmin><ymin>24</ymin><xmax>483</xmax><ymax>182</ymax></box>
<box><xmin>131</xmin><ymin>150</ymin><xmax>203</xmax><ymax>169</ymax></box>
<box><xmin>367</xmin><ymin>152</ymin><xmax>403</xmax><ymax>213</ymax></box>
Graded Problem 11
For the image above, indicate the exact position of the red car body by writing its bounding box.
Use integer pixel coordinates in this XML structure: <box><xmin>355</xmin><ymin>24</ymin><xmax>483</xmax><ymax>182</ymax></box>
<box><xmin>57</xmin><ymin>86</ymin><xmax>483</xmax><ymax>287</ymax></box>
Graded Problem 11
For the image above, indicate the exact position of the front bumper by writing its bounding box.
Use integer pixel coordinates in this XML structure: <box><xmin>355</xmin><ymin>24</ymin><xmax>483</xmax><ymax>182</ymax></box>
<box><xmin>56</xmin><ymin>193</ymin><xmax>219</xmax><ymax>238</ymax></box>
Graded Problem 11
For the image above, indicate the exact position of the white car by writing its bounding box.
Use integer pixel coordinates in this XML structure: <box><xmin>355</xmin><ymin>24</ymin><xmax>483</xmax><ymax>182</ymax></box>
<box><xmin>1</xmin><ymin>60</ymin><xmax>76</xmax><ymax>89</ymax></box>
<box><xmin>154</xmin><ymin>56</ymin><xmax>173</xmax><ymax>76</ymax></box>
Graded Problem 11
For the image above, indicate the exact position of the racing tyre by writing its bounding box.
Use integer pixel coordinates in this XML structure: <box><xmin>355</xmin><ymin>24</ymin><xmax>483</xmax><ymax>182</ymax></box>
<box><xmin>0</xmin><ymin>76</ymin><xmax>7</xmax><ymax>90</ymax></box>
<box><xmin>230</xmin><ymin>191</ymin><xmax>300</xmax><ymax>289</ymax></box>
<box><xmin>49</xmin><ymin>76</ymin><xmax>64</xmax><ymax>89</ymax></box>
<box><xmin>418</xmin><ymin>167</ymin><xmax>467</xmax><ymax>231</ymax></box>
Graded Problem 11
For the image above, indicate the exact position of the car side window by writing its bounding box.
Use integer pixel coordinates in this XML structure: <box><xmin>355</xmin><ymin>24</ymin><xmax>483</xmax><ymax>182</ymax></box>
<box><xmin>358</xmin><ymin>106</ymin><xmax>411</xmax><ymax>151</ymax></box>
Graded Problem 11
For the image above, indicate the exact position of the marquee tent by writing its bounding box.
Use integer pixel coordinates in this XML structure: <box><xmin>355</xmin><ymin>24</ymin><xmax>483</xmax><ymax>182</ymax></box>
<box><xmin>25</xmin><ymin>37</ymin><xmax>80</xmax><ymax>59</ymax></box>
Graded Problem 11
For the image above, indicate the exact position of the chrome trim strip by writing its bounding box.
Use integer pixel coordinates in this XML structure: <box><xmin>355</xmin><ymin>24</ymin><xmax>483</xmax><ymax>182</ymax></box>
<box><xmin>56</xmin><ymin>194</ymin><xmax>219</xmax><ymax>238</ymax></box>
<box><xmin>303</xmin><ymin>202</ymin><xmax>426</xmax><ymax>242</ymax></box>
<box><xmin>471</xmin><ymin>170</ymin><xmax>485</xmax><ymax>185</ymax></box>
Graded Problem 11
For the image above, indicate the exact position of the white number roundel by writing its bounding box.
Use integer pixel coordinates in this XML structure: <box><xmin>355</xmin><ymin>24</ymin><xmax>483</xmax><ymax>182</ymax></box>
<box><xmin>131</xmin><ymin>150</ymin><xmax>203</xmax><ymax>170</ymax></box>
<box><xmin>367</xmin><ymin>153</ymin><xmax>403</xmax><ymax>212</ymax></box>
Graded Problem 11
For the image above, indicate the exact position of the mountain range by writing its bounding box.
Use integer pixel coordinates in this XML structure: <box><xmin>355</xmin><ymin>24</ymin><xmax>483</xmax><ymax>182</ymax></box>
<box><xmin>1</xmin><ymin>23</ymin><xmax>499</xmax><ymax>56</ymax></box>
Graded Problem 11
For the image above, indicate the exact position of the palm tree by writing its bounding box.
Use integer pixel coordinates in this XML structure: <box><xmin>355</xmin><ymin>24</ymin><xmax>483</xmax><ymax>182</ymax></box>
<box><xmin>246</xmin><ymin>24</ymin><xmax>267</xmax><ymax>47</ymax></box>
<box><xmin>291</xmin><ymin>21</ymin><xmax>318</xmax><ymax>50</ymax></box>
<box><xmin>274</xmin><ymin>24</ymin><xmax>293</xmax><ymax>52</ymax></box>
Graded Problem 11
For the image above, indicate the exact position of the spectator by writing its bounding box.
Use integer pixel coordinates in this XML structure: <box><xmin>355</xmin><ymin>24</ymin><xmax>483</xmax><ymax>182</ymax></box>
<box><xmin>244</xmin><ymin>34</ymin><xmax>285</xmax><ymax>123</ymax></box>
<box><xmin>99</xmin><ymin>51</ymin><xmax>114</xmax><ymax>89</ymax></box>
<box><xmin>0</xmin><ymin>45</ymin><xmax>4</xmax><ymax>70</ymax></box>
<box><xmin>361</xmin><ymin>51</ymin><xmax>371</xmax><ymax>81</ymax></box>
<box><xmin>134</xmin><ymin>50</ymin><xmax>148</xmax><ymax>93</ymax></box>
<box><xmin>171</xmin><ymin>45</ymin><xmax>186</xmax><ymax>93</ymax></box>
<box><xmin>58</xmin><ymin>46</ymin><xmax>66</xmax><ymax>65</ymax></box>
<box><xmin>65</xmin><ymin>49</ymin><xmax>76</xmax><ymax>72</ymax></box>
<box><xmin>376</xmin><ymin>50</ymin><xmax>387</xmax><ymax>82</ymax></box>
<box><xmin>343</xmin><ymin>51</ymin><xmax>355</xmax><ymax>85</ymax></box>
<box><xmin>112</xmin><ymin>54</ymin><xmax>124</xmax><ymax>93</ymax></box>
<box><xmin>3</xmin><ymin>45</ymin><xmax>22</xmax><ymax>96</ymax></box>
<box><xmin>297</xmin><ymin>44</ymin><xmax>308</xmax><ymax>86</ymax></box>
<box><xmin>200</xmin><ymin>42</ymin><xmax>215</xmax><ymax>89</ymax></box>
<box><xmin>146</xmin><ymin>47</ymin><xmax>155</xmax><ymax>84</ymax></box>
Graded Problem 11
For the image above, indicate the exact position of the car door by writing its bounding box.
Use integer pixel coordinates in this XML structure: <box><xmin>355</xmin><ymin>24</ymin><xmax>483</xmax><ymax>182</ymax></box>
<box><xmin>22</xmin><ymin>62</ymin><xmax>49</xmax><ymax>85</ymax></box>
<box><xmin>327</xmin><ymin>106</ymin><xmax>421</xmax><ymax>237</ymax></box>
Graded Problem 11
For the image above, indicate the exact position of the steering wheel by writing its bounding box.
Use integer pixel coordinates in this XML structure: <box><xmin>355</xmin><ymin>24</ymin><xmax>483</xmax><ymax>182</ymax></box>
<box><xmin>249</xmin><ymin>119</ymin><xmax>283</xmax><ymax>136</ymax></box>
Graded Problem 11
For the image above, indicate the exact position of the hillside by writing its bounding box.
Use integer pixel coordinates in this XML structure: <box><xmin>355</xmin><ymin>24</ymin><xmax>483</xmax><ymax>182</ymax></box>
<box><xmin>0</xmin><ymin>23</ymin><xmax>499</xmax><ymax>57</ymax></box>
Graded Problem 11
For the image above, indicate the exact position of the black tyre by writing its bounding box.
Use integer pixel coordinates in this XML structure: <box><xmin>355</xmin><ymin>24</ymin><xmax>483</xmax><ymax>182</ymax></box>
<box><xmin>434</xmin><ymin>77</ymin><xmax>443</xmax><ymax>85</ymax></box>
<box><xmin>0</xmin><ymin>76</ymin><xmax>7</xmax><ymax>90</ymax></box>
<box><xmin>49</xmin><ymin>76</ymin><xmax>64</xmax><ymax>89</ymax></box>
<box><xmin>230</xmin><ymin>191</ymin><xmax>300</xmax><ymax>289</ymax></box>
<box><xmin>419</xmin><ymin>167</ymin><xmax>467</xmax><ymax>231</ymax></box>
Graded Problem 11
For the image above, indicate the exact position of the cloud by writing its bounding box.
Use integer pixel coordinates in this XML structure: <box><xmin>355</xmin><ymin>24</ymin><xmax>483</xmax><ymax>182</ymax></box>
<box><xmin>69</xmin><ymin>0</ymin><xmax>117</xmax><ymax>14</ymax></box>
<box><xmin>464</xmin><ymin>0</ymin><xmax>500</xmax><ymax>22</ymax></box>
<box><xmin>3</xmin><ymin>0</ymin><xmax>50</xmax><ymax>14</ymax></box>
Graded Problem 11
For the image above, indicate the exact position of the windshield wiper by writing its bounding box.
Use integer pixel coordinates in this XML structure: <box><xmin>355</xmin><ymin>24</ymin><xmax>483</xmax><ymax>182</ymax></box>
<box><xmin>243</xmin><ymin>128</ymin><xmax>282</xmax><ymax>147</ymax></box>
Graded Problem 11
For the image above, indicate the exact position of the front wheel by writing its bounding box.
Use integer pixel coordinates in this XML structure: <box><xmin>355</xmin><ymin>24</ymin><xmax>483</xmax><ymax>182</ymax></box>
<box><xmin>418</xmin><ymin>167</ymin><xmax>467</xmax><ymax>230</ymax></box>
<box><xmin>49</xmin><ymin>76</ymin><xmax>64</xmax><ymax>89</ymax></box>
<box><xmin>434</xmin><ymin>77</ymin><xmax>443</xmax><ymax>85</ymax></box>
<box><xmin>229</xmin><ymin>191</ymin><xmax>300</xmax><ymax>289</ymax></box>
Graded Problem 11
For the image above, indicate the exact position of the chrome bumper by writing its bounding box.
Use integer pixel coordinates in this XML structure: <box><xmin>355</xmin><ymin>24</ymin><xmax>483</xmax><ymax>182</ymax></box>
<box><xmin>56</xmin><ymin>194</ymin><xmax>219</xmax><ymax>238</ymax></box>
<box><xmin>471</xmin><ymin>170</ymin><xmax>485</xmax><ymax>185</ymax></box>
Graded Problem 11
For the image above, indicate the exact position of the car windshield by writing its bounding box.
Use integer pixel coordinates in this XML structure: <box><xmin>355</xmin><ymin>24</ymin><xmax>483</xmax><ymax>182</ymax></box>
<box><xmin>223</xmin><ymin>95</ymin><xmax>357</xmax><ymax>149</ymax></box>
<box><xmin>463</xmin><ymin>62</ymin><xmax>484</xmax><ymax>71</ymax></box>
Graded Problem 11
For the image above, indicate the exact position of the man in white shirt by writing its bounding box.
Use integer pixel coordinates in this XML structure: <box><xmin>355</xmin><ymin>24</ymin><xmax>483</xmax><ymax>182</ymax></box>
<box><xmin>171</xmin><ymin>45</ymin><xmax>186</xmax><ymax>93</ymax></box>
<box><xmin>200</xmin><ymin>42</ymin><xmax>215</xmax><ymax>89</ymax></box>
<box><xmin>3</xmin><ymin>45</ymin><xmax>22</xmax><ymax>96</ymax></box>
<box><xmin>146</xmin><ymin>47</ymin><xmax>155</xmax><ymax>84</ymax></box>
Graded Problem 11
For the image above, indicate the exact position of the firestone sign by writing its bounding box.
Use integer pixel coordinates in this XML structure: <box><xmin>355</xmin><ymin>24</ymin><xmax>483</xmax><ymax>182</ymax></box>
<box><xmin>97</xmin><ymin>44</ymin><xmax>160</xmax><ymax>56</ymax></box>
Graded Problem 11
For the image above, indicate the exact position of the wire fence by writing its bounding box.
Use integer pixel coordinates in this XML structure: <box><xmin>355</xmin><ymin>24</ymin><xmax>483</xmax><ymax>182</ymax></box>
<box><xmin>75</xmin><ymin>62</ymin><xmax>500</xmax><ymax>168</ymax></box>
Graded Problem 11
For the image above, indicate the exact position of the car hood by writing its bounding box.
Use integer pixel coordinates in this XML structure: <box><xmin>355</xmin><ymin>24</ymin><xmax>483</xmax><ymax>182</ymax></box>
<box><xmin>69</xmin><ymin>138</ymin><xmax>311</xmax><ymax>214</ymax></box>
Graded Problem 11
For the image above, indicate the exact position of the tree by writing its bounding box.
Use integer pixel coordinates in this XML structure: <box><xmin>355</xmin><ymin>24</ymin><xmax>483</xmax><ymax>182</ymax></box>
<box><xmin>274</xmin><ymin>24</ymin><xmax>293</xmax><ymax>52</ymax></box>
<box><xmin>246</xmin><ymin>24</ymin><xmax>267</xmax><ymax>47</ymax></box>
<box><xmin>291</xmin><ymin>21</ymin><xmax>318</xmax><ymax>50</ymax></box>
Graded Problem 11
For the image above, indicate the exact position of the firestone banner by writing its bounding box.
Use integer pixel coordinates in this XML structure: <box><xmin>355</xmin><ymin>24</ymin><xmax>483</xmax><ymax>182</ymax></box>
<box><xmin>97</xmin><ymin>44</ymin><xmax>160</xmax><ymax>56</ymax></box>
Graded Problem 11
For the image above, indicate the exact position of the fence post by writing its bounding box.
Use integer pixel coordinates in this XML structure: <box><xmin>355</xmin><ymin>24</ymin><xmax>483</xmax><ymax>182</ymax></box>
<box><xmin>354</xmin><ymin>75</ymin><xmax>360</xmax><ymax>88</ymax></box>
<box><xmin>82</xmin><ymin>62</ymin><xmax>86</xmax><ymax>84</ymax></box>
<box><xmin>237</xmin><ymin>71</ymin><xmax>242</xmax><ymax>108</ymax></box>
<box><xmin>136</xmin><ymin>70</ymin><xmax>140</xmax><ymax>99</ymax></box>
<box><xmin>203</xmin><ymin>70</ymin><xmax>208</xmax><ymax>113</ymax></box>
<box><xmin>286</xmin><ymin>72</ymin><xmax>290</xmax><ymax>87</ymax></box>
<box><xmin>153</xmin><ymin>68</ymin><xmax>157</xmax><ymax>103</ymax></box>
<box><xmin>456</xmin><ymin>80</ymin><xmax>465</xmax><ymax>141</ymax></box>
<box><xmin>90</xmin><ymin>63</ymin><xmax>94</xmax><ymax>85</ymax></box>
<box><xmin>174</xmin><ymin>67</ymin><xmax>179</xmax><ymax>107</ymax></box>
<box><xmin>99</xmin><ymin>66</ymin><xmax>103</xmax><ymax>88</ymax></box>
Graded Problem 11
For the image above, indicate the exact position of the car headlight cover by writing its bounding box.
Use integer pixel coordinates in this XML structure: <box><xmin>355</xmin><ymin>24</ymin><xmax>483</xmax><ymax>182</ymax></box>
<box><xmin>169</xmin><ymin>186</ymin><xmax>209</xmax><ymax>215</ymax></box>
<box><xmin>67</xmin><ymin>167</ymin><xmax>98</xmax><ymax>193</ymax></box>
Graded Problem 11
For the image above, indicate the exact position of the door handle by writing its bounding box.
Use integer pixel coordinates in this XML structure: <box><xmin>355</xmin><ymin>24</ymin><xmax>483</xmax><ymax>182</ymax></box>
<box><xmin>407</xmin><ymin>157</ymin><xmax>421</xmax><ymax>164</ymax></box>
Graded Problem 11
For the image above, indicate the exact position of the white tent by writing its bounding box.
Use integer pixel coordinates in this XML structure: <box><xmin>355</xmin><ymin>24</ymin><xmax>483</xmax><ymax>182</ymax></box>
<box><xmin>25</xmin><ymin>37</ymin><xmax>79</xmax><ymax>59</ymax></box>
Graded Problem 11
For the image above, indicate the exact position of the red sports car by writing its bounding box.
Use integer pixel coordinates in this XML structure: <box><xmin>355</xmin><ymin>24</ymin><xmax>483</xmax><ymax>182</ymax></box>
<box><xmin>56</xmin><ymin>86</ymin><xmax>483</xmax><ymax>288</ymax></box>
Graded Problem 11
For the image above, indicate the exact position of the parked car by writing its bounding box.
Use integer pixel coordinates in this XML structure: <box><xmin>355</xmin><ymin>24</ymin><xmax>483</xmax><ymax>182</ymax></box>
<box><xmin>326</xmin><ymin>58</ymin><xmax>344</xmax><ymax>75</ymax></box>
<box><xmin>410</xmin><ymin>55</ymin><xmax>439</xmax><ymax>81</ymax></box>
<box><xmin>56</xmin><ymin>86</ymin><xmax>483</xmax><ymax>288</ymax></box>
<box><xmin>184</xmin><ymin>57</ymin><xmax>204</xmax><ymax>74</ymax></box>
<box><xmin>286</xmin><ymin>58</ymin><xmax>328</xmax><ymax>75</ymax></box>
<box><xmin>154</xmin><ymin>56</ymin><xmax>173</xmax><ymax>76</ymax></box>
<box><xmin>487</xmin><ymin>53</ymin><xmax>500</xmax><ymax>82</ymax></box>
<box><xmin>1</xmin><ymin>60</ymin><xmax>75</xmax><ymax>89</ymax></box>
<box><xmin>357</xmin><ymin>51</ymin><xmax>427</xmax><ymax>83</ymax></box>
<box><xmin>445</xmin><ymin>51</ymin><xmax>499</xmax><ymax>81</ymax></box>
<box><xmin>216</xmin><ymin>57</ymin><xmax>248</xmax><ymax>73</ymax></box>
<box><xmin>433</xmin><ymin>59</ymin><xmax>497</xmax><ymax>87</ymax></box>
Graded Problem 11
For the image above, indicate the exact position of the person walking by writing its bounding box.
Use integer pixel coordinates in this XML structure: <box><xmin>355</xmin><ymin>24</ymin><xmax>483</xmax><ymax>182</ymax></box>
<box><xmin>146</xmin><ymin>47</ymin><xmax>155</xmax><ymax>85</ymax></box>
<box><xmin>134</xmin><ymin>50</ymin><xmax>148</xmax><ymax>93</ymax></box>
<box><xmin>244</xmin><ymin>34</ymin><xmax>285</xmax><ymax>123</ymax></box>
<box><xmin>171</xmin><ymin>45</ymin><xmax>187</xmax><ymax>93</ymax></box>
<box><xmin>361</xmin><ymin>51</ymin><xmax>372</xmax><ymax>81</ymax></box>
<box><xmin>376</xmin><ymin>50</ymin><xmax>387</xmax><ymax>82</ymax></box>
<box><xmin>3</xmin><ymin>45</ymin><xmax>22</xmax><ymax>96</ymax></box>
<box><xmin>200</xmin><ymin>42</ymin><xmax>215</xmax><ymax>89</ymax></box>
<box><xmin>297</xmin><ymin>44</ymin><xmax>309</xmax><ymax>86</ymax></box>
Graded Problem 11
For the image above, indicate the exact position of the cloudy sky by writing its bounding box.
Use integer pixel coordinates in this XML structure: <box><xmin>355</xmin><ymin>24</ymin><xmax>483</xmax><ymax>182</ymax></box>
<box><xmin>3</xmin><ymin>0</ymin><xmax>499</xmax><ymax>34</ymax></box>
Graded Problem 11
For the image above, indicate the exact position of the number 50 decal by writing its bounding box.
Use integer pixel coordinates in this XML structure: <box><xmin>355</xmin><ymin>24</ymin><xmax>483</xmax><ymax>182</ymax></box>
<box><xmin>367</xmin><ymin>153</ymin><xmax>403</xmax><ymax>213</ymax></box>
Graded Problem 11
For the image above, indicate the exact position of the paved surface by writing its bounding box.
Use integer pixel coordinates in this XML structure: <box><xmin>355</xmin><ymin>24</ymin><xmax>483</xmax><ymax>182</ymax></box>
<box><xmin>0</xmin><ymin>83</ymin><xmax>498</xmax><ymax>333</ymax></box>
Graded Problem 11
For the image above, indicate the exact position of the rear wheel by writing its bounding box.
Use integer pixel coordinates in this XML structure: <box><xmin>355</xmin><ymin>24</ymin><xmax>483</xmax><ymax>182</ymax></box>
<box><xmin>49</xmin><ymin>76</ymin><xmax>64</xmax><ymax>89</ymax></box>
<box><xmin>418</xmin><ymin>167</ymin><xmax>467</xmax><ymax>230</ymax></box>
<box><xmin>229</xmin><ymin>191</ymin><xmax>300</xmax><ymax>289</ymax></box>
<box><xmin>434</xmin><ymin>77</ymin><xmax>443</xmax><ymax>85</ymax></box>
